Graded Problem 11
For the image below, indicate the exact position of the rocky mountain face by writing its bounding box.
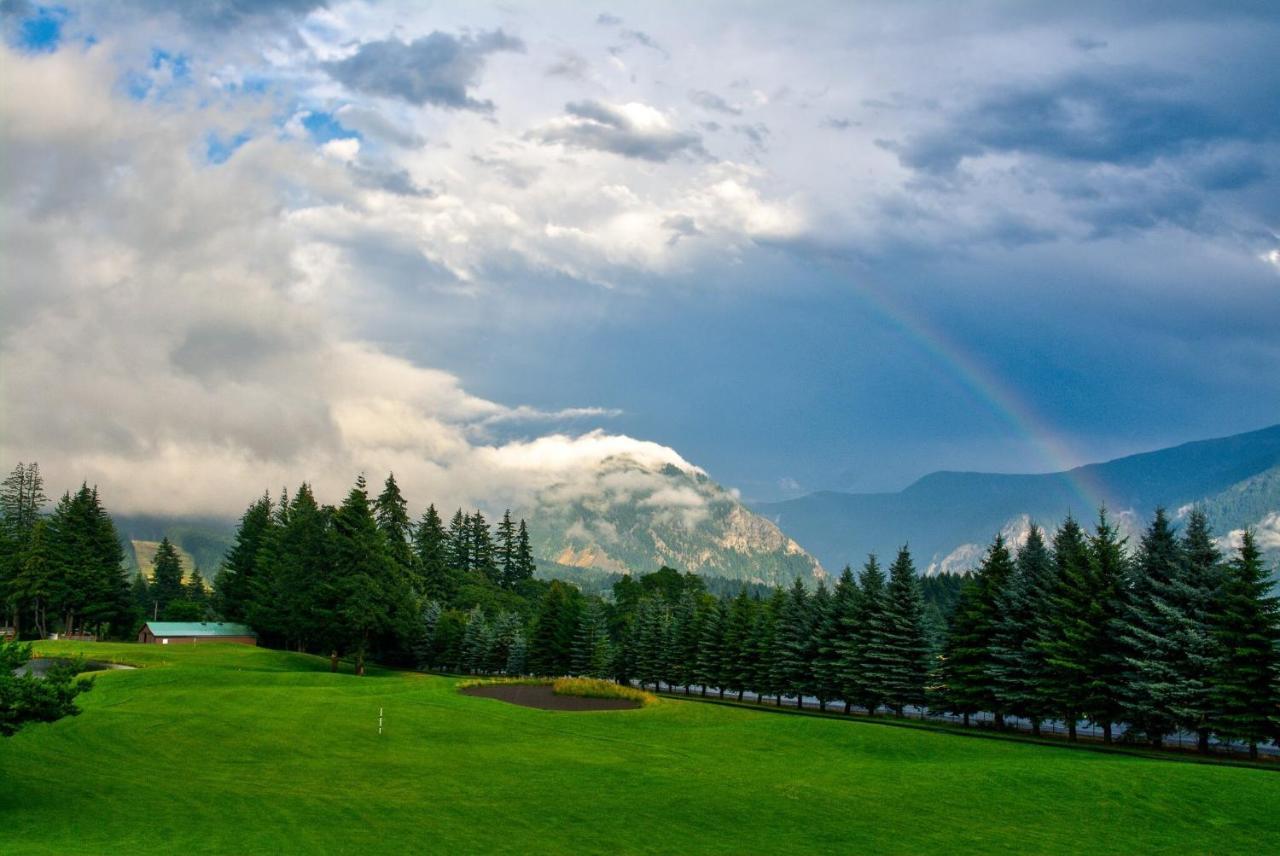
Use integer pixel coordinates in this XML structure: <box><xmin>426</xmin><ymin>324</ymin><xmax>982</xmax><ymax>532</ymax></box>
<box><xmin>756</xmin><ymin>424</ymin><xmax>1280</xmax><ymax>578</ymax></box>
<box><xmin>522</xmin><ymin>457</ymin><xmax>826</xmax><ymax>586</ymax></box>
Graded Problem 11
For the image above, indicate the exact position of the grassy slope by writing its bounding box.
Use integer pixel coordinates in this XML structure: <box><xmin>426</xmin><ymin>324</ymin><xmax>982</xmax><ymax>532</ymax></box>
<box><xmin>3</xmin><ymin>644</ymin><xmax>1277</xmax><ymax>855</ymax></box>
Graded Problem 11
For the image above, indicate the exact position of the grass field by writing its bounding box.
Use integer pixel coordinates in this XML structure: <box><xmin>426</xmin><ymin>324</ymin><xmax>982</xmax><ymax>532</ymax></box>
<box><xmin>3</xmin><ymin>643</ymin><xmax>1278</xmax><ymax>855</ymax></box>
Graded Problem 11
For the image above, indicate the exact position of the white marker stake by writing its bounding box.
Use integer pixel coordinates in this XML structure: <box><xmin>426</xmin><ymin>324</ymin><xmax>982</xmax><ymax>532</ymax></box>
<box><xmin>379</xmin><ymin>707</ymin><xmax>383</xmax><ymax>736</ymax></box>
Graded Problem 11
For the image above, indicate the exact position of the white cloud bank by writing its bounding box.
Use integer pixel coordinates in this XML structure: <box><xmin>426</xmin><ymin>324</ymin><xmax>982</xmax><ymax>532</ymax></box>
<box><xmin>0</xmin><ymin>43</ymin><xmax>712</xmax><ymax>517</ymax></box>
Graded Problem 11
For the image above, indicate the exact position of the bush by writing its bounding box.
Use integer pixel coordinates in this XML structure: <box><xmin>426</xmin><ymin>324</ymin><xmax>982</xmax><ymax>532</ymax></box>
<box><xmin>552</xmin><ymin>677</ymin><xmax>656</xmax><ymax>706</ymax></box>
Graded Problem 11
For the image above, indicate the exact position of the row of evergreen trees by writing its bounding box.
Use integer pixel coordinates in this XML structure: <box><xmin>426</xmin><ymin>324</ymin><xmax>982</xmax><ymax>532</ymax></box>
<box><xmin>0</xmin><ymin>464</ymin><xmax>132</xmax><ymax>640</ymax></box>
<box><xmin>942</xmin><ymin>509</ymin><xmax>1279</xmax><ymax>757</ymax></box>
<box><xmin>214</xmin><ymin>474</ymin><xmax>539</xmax><ymax>674</ymax></box>
<box><xmin>431</xmin><ymin>510</ymin><xmax>1278</xmax><ymax>757</ymax></box>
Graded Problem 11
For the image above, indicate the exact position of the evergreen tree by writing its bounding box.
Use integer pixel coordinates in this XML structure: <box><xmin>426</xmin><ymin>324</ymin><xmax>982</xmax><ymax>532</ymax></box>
<box><xmin>942</xmin><ymin>536</ymin><xmax>1013</xmax><ymax>726</ymax></box>
<box><xmin>1038</xmin><ymin>516</ymin><xmax>1094</xmax><ymax>740</ymax></box>
<box><xmin>693</xmin><ymin>598</ymin><xmax>725</xmax><ymax>697</ymax></box>
<box><xmin>1211</xmin><ymin>531</ymin><xmax>1280</xmax><ymax>758</ymax></box>
<box><xmin>496</xmin><ymin>510</ymin><xmax>518</xmax><ymax>589</ymax></box>
<box><xmin>771</xmin><ymin>578</ymin><xmax>813</xmax><ymax>708</ymax></box>
<box><xmin>329</xmin><ymin>476</ymin><xmax>402</xmax><ymax>676</ymax></box>
<box><xmin>572</xmin><ymin>598</ymin><xmax>612</xmax><ymax>678</ymax></box>
<box><xmin>412</xmin><ymin>505</ymin><xmax>454</xmax><ymax>602</ymax></box>
<box><xmin>374</xmin><ymin>474</ymin><xmax>414</xmax><ymax>582</ymax></box>
<box><xmin>1082</xmin><ymin>509</ymin><xmax>1130</xmax><ymax>743</ymax></box>
<box><xmin>446</xmin><ymin>509</ymin><xmax>470</xmax><ymax>575</ymax></box>
<box><xmin>469</xmin><ymin>511</ymin><xmax>497</xmax><ymax>584</ymax></box>
<box><xmin>818</xmin><ymin>567</ymin><xmax>856</xmax><ymax>712</ymax></box>
<box><xmin>1181</xmin><ymin>509</ymin><xmax>1226</xmax><ymax>753</ymax></box>
<box><xmin>513</xmin><ymin>520</ymin><xmax>536</xmax><ymax>586</ymax></box>
<box><xmin>150</xmin><ymin>538</ymin><xmax>186</xmax><ymax>617</ymax></box>
<box><xmin>881</xmin><ymin>545</ymin><xmax>930</xmax><ymax>715</ymax></box>
<box><xmin>0</xmin><ymin>462</ymin><xmax>46</xmax><ymax>635</ymax></box>
<box><xmin>528</xmin><ymin>580</ymin><xmax>579</xmax><ymax>676</ymax></box>
<box><xmin>991</xmin><ymin>526</ymin><xmax>1056</xmax><ymax>734</ymax></box>
<box><xmin>460</xmin><ymin>606</ymin><xmax>490</xmax><ymax>673</ymax></box>
<box><xmin>720</xmin><ymin>589</ymin><xmax>755</xmax><ymax>701</ymax></box>
<box><xmin>670</xmin><ymin>590</ymin><xmax>702</xmax><ymax>692</ymax></box>
<box><xmin>505</xmin><ymin>629</ymin><xmax>528</xmax><ymax>676</ymax></box>
<box><xmin>750</xmin><ymin>588</ymin><xmax>784</xmax><ymax>704</ymax></box>
<box><xmin>216</xmin><ymin>493</ymin><xmax>274</xmax><ymax>623</ymax></box>
<box><xmin>1119</xmin><ymin>508</ymin><xmax>1186</xmax><ymax>745</ymax></box>
<box><xmin>186</xmin><ymin>567</ymin><xmax>208</xmax><ymax>605</ymax></box>
<box><xmin>413</xmin><ymin>599</ymin><xmax>443</xmax><ymax>670</ymax></box>
<box><xmin>845</xmin><ymin>555</ymin><xmax>890</xmax><ymax>715</ymax></box>
<box><xmin>807</xmin><ymin>579</ymin><xmax>836</xmax><ymax>710</ymax></box>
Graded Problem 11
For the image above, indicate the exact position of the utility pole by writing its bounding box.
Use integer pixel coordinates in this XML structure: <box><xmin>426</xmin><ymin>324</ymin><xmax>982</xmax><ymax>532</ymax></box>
<box><xmin>378</xmin><ymin>707</ymin><xmax>383</xmax><ymax>736</ymax></box>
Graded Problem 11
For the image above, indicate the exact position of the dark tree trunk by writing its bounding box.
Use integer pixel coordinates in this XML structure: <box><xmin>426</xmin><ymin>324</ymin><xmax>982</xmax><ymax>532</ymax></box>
<box><xmin>1068</xmin><ymin>718</ymin><xmax>1077</xmax><ymax>742</ymax></box>
<box><xmin>1250</xmin><ymin>742</ymin><xmax>1258</xmax><ymax>761</ymax></box>
<box><xmin>796</xmin><ymin>695</ymin><xmax>803</xmax><ymax>709</ymax></box>
<box><xmin>330</xmin><ymin>650</ymin><xmax>339</xmax><ymax>672</ymax></box>
<box><xmin>994</xmin><ymin>712</ymin><xmax>1005</xmax><ymax>730</ymax></box>
<box><xmin>1102</xmin><ymin>722</ymin><xmax>1113</xmax><ymax>744</ymax></box>
<box><xmin>843</xmin><ymin>700</ymin><xmax>851</xmax><ymax>714</ymax></box>
<box><xmin>819</xmin><ymin>699</ymin><xmax>827</xmax><ymax>712</ymax></box>
<box><xmin>774</xmin><ymin>694</ymin><xmax>781</xmax><ymax>707</ymax></box>
<box><xmin>1197</xmin><ymin>729</ymin><xmax>1210</xmax><ymax>754</ymax></box>
<box><xmin>1031</xmin><ymin>719</ymin><xmax>1041</xmax><ymax>737</ymax></box>
<box><xmin>963</xmin><ymin>712</ymin><xmax>970</xmax><ymax>728</ymax></box>
<box><xmin>737</xmin><ymin>689</ymin><xmax>744</xmax><ymax>702</ymax></box>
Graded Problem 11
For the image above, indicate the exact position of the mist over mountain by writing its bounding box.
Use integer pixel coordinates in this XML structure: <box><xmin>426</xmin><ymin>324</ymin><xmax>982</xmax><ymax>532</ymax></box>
<box><xmin>755</xmin><ymin>424</ymin><xmax>1280</xmax><ymax>576</ymax></box>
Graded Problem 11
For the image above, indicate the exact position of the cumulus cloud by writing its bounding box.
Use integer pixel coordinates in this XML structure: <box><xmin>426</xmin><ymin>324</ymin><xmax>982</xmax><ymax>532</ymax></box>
<box><xmin>688</xmin><ymin>89</ymin><xmax>740</xmax><ymax>115</ymax></box>
<box><xmin>531</xmin><ymin>99</ymin><xmax>706</xmax><ymax>161</ymax></box>
<box><xmin>0</xmin><ymin>43</ymin><xmax>699</xmax><ymax>518</ymax></box>
<box><xmin>322</xmin><ymin>29</ymin><xmax>524</xmax><ymax>111</ymax></box>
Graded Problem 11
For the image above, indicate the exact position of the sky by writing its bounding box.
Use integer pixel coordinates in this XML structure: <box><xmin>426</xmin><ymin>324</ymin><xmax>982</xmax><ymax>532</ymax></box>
<box><xmin>1</xmin><ymin>0</ymin><xmax>1278</xmax><ymax>517</ymax></box>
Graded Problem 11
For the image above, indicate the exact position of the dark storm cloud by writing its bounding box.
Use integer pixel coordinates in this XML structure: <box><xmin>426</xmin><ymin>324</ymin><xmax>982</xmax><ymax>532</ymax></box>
<box><xmin>887</xmin><ymin>69</ymin><xmax>1259</xmax><ymax>175</ymax></box>
<box><xmin>323</xmin><ymin>30</ymin><xmax>524</xmax><ymax>111</ymax></box>
<box><xmin>131</xmin><ymin>0</ymin><xmax>327</xmax><ymax>30</ymax></box>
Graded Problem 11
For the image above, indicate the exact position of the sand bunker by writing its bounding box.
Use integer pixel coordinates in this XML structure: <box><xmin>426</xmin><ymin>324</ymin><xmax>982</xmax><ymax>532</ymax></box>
<box><xmin>460</xmin><ymin>683</ymin><xmax>641</xmax><ymax>711</ymax></box>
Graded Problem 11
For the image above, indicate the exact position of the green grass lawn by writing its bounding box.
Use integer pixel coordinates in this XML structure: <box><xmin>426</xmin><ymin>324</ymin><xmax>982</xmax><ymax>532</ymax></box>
<box><xmin>3</xmin><ymin>643</ymin><xmax>1277</xmax><ymax>854</ymax></box>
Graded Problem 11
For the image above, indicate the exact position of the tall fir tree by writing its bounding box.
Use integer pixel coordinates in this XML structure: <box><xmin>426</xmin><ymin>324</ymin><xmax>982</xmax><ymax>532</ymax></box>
<box><xmin>0</xmin><ymin>462</ymin><xmax>47</xmax><ymax>634</ymax></box>
<box><xmin>694</xmin><ymin>598</ymin><xmax>725</xmax><ymax>697</ymax></box>
<box><xmin>513</xmin><ymin>520</ymin><xmax>536</xmax><ymax>586</ymax></box>
<box><xmin>412</xmin><ymin>505</ymin><xmax>455</xmax><ymax>602</ymax></box>
<box><xmin>771</xmin><ymin>578</ymin><xmax>813</xmax><ymax>708</ymax></box>
<box><xmin>881</xmin><ymin>545</ymin><xmax>930</xmax><ymax>715</ymax></box>
<box><xmin>374</xmin><ymin>474</ymin><xmax>414</xmax><ymax>584</ymax></box>
<box><xmin>1038</xmin><ymin>516</ymin><xmax>1095</xmax><ymax>740</ymax></box>
<box><xmin>496</xmin><ymin>510</ymin><xmax>518</xmax><ymax>589</ymax></box>
<box><xmin>1211</xmin><ymin>530</ymin><xmax>1280</xmax><ymax>758</ymax></box>
<box><xmin>1082</xmin><ymin>509</ymin><xmax>1130</xmax><ymax>743</ymax></box>
<box><xmin>446</xmin><ymin>509</ymin><xmax>470</xmax><ymax>575</ymax></box>
<box><xmin>721</xmin><ymin>589</ymin><xmax>755</xmax><ymax>701</ymax></box>
<box><xmin>844</xmin><ymin>555</ymin><xmax>890</xmax><ymax>714</ymax></box>
<box><xmin>1119</xmin><ymin>508</ymin><xmax>1186</xmax><ymax>745</ymax></box>
<box><xmin>469</xmin><ymin>511</ymin><xmax>498</xmax><ymax>584</ymax></box>
<box><xmin>990</xmin><ymin>525</ymin><xmax>1056</xmax><ymax>734</ymax></box>
<box><xmin>329</xmin><ymin>475</ymin><xmax>404</xmax><ymax>676</ymax></box>
<box><xmin>528</xmin><ymin>580</ymin><xmax>579</xmax><ymax>676</ymax></box>
<box><xmin>572</xmin><ymin>598</ymin><xmax>612</xmax><ymax>678</ymax></box>
<box><xmin>942</xmin><ymin>535</ymin><xmax>1014</xmax><ymax>726</ymax></box>
<box><xmin>818</xmin><ymin>567</ymin><xmax>857</xmax><ymax>712</ymax></box>
<box><xmin>216</xmin><ymin>493</ymin><xmax>274</xmax><ymax>623</ymax></box>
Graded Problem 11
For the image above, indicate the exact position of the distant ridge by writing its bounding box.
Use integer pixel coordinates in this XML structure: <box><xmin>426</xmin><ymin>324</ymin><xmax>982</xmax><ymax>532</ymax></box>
<box><xmin>755</xmin><ymin>424</ymin><xmax>1280</xmax><ymax>576</ymax></box>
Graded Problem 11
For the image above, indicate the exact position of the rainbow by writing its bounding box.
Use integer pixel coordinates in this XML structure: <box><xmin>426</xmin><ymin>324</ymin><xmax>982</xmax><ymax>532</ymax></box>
<box><xmin>837</xmin><ymin>268</ymin><xmax>1105</xmax><ymax>516</ymax></box>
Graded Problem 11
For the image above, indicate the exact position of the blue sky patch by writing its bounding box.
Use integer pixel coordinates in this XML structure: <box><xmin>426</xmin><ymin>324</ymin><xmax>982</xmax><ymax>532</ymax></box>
<box><xmin>205</xmin><ymin>130</ymin><xmax>252</xmax><ymax>165</ymax></box>
<box><xmin>301</xmin><ymin>110</ymin><xmax>362</xmax><ymax>144</ymax></box>
<box><xmin>13</xmin><ymin>4</ymin><xmax>68</xmax><ymax>53</ymax></box>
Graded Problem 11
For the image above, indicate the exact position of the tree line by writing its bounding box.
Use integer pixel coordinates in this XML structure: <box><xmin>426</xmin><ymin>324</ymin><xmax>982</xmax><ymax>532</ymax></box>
<box><xmin>426</xmin><ymin>509</ymin><xmax>1278</xmax><ymax>759</ymax></box>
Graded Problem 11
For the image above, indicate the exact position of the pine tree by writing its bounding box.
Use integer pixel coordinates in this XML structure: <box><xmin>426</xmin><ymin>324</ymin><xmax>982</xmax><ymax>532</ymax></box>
<box><xmin>413</xmin><ymin>599</ymin><xmax>443</xmax><ymax>670</ymax></box>
<box><xmin>572</xmin><ymin>599</ymin><xmax>612</xmax><ymax>678</ymax></box>
<box><xmin>216</xmin><ymin>493</ymin><xmax>274</xmax><ymax>623</ymax></box>
<box><xmin>496</xmin><ymin>510</ymin><xmax>518</xmax><ymax>589</ymax></box>
<box><xmin>721</xmin><ymin>589</ymin><xmax>755</xmax><ymax>701</ymax></box>
<box><xmin>0</xmin><ymin>462</ymin><xmax>46</xmax><ymax>635</ymax></box>
<box><xmin>845</xmin><ymin>555</ymin><xmax>890</xmax><ymax>715</ymax></box>
<box><xmin>186</xmin><ymin>567</ymin><xmax>208</xmax><ymax>605</ymax></box>
<box><xmin>1211</xmin><ymin>531</ymin><xmax>1280</xmax><ymax>758</ymax></box>
<box><xmin>670</xmin><ymin>590</ymin><xmax>702</xmax><ymax>693</ymax></box>
<box><xmin>374</xmin><ymin>474</ymin><xmax>414</xmax><ymax>583</ymax></box>
<box><xmin>528</xmin><ymin>580</ymin><xmax>579</xmax><ymax>676</ymax></box>
<box><xmin>693</xmin><ymin>598</ymin><xmax>724</xmax><ymax>696</ymax></box>
<box><xmin>412</xmin><ymin>505</ymin><xmax>454</xmax><ymax>602</ymax></box>
<box><xmin>818</xmin><ymin>567</ymin><xmax>856</xmax><ymax>712</ymax></box>
<box><xmin>942</xmin><ymin>536</ymin><xmax>1013</xmax><ymax>726</ymax></box>
<box><xmin>329</xmin><ymin>475</ymin><xmax>403</xmax><ymax>676</ymax></box>
<box><xmin>771</xmin><ymin>578</ymin><xmax>812</xmax><ymax>708</ymax></box>
<box><xmin>1180</xmin><ymin>509</ymin><xmax>1226</xmax><ymax>752</ymax></box>
<box><xmin>881</xmin><ymin>545</ymin><xmax>930</xmax><ymax>715</ymax></box>
<box><xmin>1082</xmin><ymin>509</ymin><xmax>1130</xmax><ymax>744</ymax></box>
<box><xmin>750</xmin><ymin>588</ymin><xmax>784</xmax><ymax>705</ymax></box>
<box><xmin>991</xmin><ymin>526</ymin><xmax>1056</xmax><ymax>734</ymax></box>
<box><xmin>460</xmin><ymin>606</ymin><xmax>490</xmax><ymax>674</ymax></box>
<box><xmin>1038</xmin><ymin>516</ymin><xmax>1093</xmax><ymax>740</ymax></box>
<box><xmin>513</xmin><ymin>520</ymin><xmax>536</xmax><ymax>586</ymax></box>
<box><xmin>1119</xmin><ymin>508</ymin><xmax>1185</xmax><ymax>746</ymax></box>
<box><xmin>446</xmin><ymin>509</ymin><xmax>470</xmax><ymax>575</ymax></box>
<box><xmin>469</xmin><ymin>511</ymin><xmax>497</xmax><ymax>584</ymax></box>
<box><xmin>505</xmin><ymin>629</ymin><xmax>528</xmax><ymax>676</ymax></box>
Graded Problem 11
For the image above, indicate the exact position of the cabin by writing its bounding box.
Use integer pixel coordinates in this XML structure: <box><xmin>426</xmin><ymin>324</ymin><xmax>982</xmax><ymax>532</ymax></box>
<box><xmin>137</xmin><ymin>621</ymin><xmax>257</xmax><ymax>646</ymax></box>
<box><xmin>0</xmin><ymin>626</ymin><xmax>15</xmax><ymax>642</ymax></box>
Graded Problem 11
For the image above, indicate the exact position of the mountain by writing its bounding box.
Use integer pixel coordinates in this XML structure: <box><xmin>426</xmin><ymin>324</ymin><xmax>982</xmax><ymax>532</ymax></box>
<box><xmin>522</xmin><ymin>456</ymin><xmax>826</xmax><ymax>586</ymax></box>
<box><xmin>755</xmin><ymin>424</ymin><xmax>1280</xmax><ymax>576</ymax></box>
<box><xmin>112</xmin><ymin>457</ymin><xmax>827</xmax><ymax>588</ymax></box>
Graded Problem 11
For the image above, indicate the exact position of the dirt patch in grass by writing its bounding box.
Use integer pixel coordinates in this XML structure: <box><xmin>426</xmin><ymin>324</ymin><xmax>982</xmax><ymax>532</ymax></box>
<box><xmin>461</xmin><ymin>682</ymin><xmax>641</xmax><ymax>711</ymax></box>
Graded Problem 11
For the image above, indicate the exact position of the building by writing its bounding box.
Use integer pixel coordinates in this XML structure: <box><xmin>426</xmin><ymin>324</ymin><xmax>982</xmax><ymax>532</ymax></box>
<box><xmin>137</xmin><ymin>621</ymin><xmax>257</xmax><ymax>646</ymax></box>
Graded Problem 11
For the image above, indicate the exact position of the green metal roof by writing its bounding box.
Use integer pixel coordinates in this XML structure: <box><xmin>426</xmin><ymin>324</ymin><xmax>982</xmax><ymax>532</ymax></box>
<box><xmin>143</xmin><ymin>622</ymin><xmax>256</xmax><ymax>637</ymax></box>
